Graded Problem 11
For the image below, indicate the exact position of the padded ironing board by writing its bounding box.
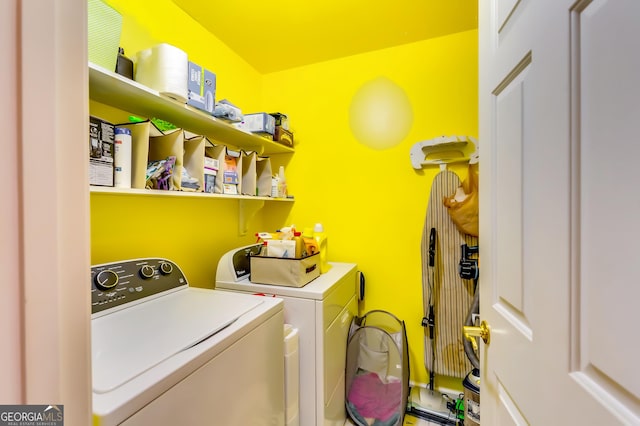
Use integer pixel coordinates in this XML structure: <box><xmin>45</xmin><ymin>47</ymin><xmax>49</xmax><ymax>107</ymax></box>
<box><xmin>421</xmin><ymin>170</ymin><xmax>477</xmax><ymax>379</ymax></box>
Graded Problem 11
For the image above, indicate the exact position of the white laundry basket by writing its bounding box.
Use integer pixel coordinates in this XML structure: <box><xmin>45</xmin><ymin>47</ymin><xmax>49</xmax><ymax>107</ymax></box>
<box><xmin>284</xmin><ymin>324</ymin><xmax>300</xmax><ymax>426</ymax></box>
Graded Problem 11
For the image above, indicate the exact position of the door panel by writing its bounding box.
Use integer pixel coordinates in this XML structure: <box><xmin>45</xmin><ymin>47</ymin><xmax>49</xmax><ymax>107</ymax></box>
<box><xmin>480</xmin><ymin>0</ymin><xmax>639</xmax><ymax>423</ymax></box>
<box><xmin>497</xmin><ymin>0</ymin><xmax>521</xmax><ymax>33</ymax></box>
<box><xmin>497</xmin><ymin>381</ymin><xmax>527</xmax><ymax>425</ymax></box>
<box><xmin>572</xmin><ymin>0</ymin><xmax>640</xmax><ymax>414</ymax></box>
<box><xmin>494</xmin><ymin>56</ymin><xmax>529</xmax><ymax>318</ymax></box>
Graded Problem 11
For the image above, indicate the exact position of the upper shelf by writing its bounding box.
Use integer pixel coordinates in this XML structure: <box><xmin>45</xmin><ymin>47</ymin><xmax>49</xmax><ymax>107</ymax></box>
<box><xmin>88</xmin><ymin>62</ymin><xmax>294</xmax><ymax>156</ymax></box>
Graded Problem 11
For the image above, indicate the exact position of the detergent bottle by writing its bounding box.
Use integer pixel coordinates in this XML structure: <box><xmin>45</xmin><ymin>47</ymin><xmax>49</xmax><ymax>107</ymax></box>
<box><xmin>302</xmin><ymin>227</ymin><xmax>319</xmax><ymax>257</ymax></box>
<box><xmin>293</xmin><ymin>231</ymin><xmax>305</xmax><ymax>258</ymax></box>
<box><xmin>313</xmin><ymin>223</ymin><xmax>331</xmax><ymax>273</ymax></box>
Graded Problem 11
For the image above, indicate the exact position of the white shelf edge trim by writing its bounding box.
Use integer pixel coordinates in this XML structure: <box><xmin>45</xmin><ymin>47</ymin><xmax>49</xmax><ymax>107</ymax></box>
<box><xmin>90</xmin><ymin>186</ymin><xmax>294</xmax><ymax>202</ymax></box>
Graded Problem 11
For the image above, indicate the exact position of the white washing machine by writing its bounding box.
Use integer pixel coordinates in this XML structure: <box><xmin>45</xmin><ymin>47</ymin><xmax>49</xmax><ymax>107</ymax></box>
<box><xmin>91</xmin><ymin>258</ymin><xmax>285</xmax><ymax>426</ymax></box>
<box><xmin>216</xmin><ymin>244</ymin><xmax>359</xmax><ymax>426</ymax></box>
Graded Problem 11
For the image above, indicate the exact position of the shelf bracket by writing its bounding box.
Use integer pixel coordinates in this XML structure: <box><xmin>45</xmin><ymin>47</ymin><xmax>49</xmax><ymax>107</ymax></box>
<box><xmin>409</xmin><ymin>135</ymin><xmax>478</xmax><ymax>169</ymax></box>
<box><xmin>238</xmin><ymin>199</ymin><xmax>265</xmax><ymax>236</ymax></box>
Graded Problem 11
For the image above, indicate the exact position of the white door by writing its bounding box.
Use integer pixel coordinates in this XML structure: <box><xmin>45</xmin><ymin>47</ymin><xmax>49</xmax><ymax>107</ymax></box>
<box><xmin>0</xmin><ymin>0</ymin><xmax>91</xmax><ymax>423</ymax></box>
<box><xmin>479</xmin><ymin>0</ymin><xmax>640</xmax><ymax>424</ymax></box>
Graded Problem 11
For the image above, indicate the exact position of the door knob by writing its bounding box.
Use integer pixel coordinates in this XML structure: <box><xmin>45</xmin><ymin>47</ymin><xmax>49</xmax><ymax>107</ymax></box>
<box><xmin>463</xmin><ymin>320</ymin><xmax>491</xmax><ymax>351</ymax></box>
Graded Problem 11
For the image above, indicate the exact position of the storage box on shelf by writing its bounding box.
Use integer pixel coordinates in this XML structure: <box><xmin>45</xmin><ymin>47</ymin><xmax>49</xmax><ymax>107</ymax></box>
<box><xmin>89</xmin><ymin>116</ymin><xmax>115</xmax><ymax>187</ymax></box>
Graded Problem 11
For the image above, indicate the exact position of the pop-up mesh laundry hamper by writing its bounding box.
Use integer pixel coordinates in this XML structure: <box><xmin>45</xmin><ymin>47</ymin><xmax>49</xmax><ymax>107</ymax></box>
<box><xmin>345</xmin><ymin>310</ymin><xmax>409</xmax><ymax>426</ymax></box>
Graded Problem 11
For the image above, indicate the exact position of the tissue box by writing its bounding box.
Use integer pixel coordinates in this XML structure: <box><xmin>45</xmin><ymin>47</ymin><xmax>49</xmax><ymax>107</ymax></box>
<box><xmin>250</xmin><ymin>253</ymin><xmax>320</xmax><ymax>287</ymax></box>
<box><xmin>89</xmin><ymin>116</ymin><xmax>115</xmax><ymax>187</ymax></box>
<box><xmin>187</xmin><ymin>61</ymin><xmax>217</xmax><ymax>114</ymax></box>
<box><xmin>234</xmin><ymin>113</ymin><xmax>276</xmax><ymax>136</ymax></box>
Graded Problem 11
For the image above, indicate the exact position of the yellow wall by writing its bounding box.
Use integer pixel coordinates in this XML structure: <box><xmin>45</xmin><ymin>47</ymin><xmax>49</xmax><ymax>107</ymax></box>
<box><xmin>103</xmin><ymin>0</ymin><xmax>262</xmax><ymax>109</ymax></box>
<box><xmin>262</xmin><ymin>31</ymin><xmax>478</xmax><ymax>388</ymax></box>
<box><xmin>91</xmin><ymin>0</ymin><xmax>477</xmax><ymax>390</ymax></box>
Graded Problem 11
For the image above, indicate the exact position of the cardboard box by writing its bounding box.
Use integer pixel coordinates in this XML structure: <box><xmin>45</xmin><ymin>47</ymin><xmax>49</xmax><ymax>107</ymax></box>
<box><xmin>187</xmin><ymin>61</ymin><xmax>216</xmax><ymax>114</ymax></box>
<box><xmin>204</xmin><ymin>157</ymin><xmax>219</xmax><ymax>172</ymax></box>
<box><xmin>269</xmin><ymin>112</ymin><xmax>289</xmax><ymax>130</ymax></box>
<box><xmin>204</xmin><ymin>170</ymin><xmax>217</xmax><ymax>193</ymax></box>
<box><xmin>203</xmin><ymin>156</ymin><xmax>219</xmax><ymax>193</ymax></box>
<box><xmin>274</xmin><ymin>126</ymin><xmax>294</xmax><ymax>147</ymax></box>
<box><xmin>234</xmin><ymin>113</ymin><xmax>276</xmax><ymax>136</ymax></box>
<box><xmin>89</xmin><ymin>116</ymin><xmax>115</xmax><ymax>186</ymax></box>
<box><xmin>249</xmin><ymin>253</ymin><xmax>320</xmax><ymax>287</ymax></box>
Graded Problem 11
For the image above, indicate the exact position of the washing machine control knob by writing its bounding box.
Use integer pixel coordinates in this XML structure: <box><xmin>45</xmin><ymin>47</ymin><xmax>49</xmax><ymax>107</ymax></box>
<box><xmin>159</xmin><ymin>262</ymin><xmax>173</xmax><ymax>275</ymax></box>
<box><xmin>94</xmin><ymin>269</ymin><xmax>118</xmax><ymax>291</ymax></box>
<box><xmin>139</xmin><ymin>265</ymin><xmax>155</xmax><ymax>279</ymax></box>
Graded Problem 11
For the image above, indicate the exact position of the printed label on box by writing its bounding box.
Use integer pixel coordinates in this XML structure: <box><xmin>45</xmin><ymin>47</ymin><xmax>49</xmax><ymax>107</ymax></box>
<box><xmin>187</xmin><ymin>61</ymin><xmax>216</xmax><ymax>114</ymax></box>
<box><xmin>204</xmin><ymin>157</ymin><xmax>219</xmax><ymax>171</ymax></box>
<box><xmin>89</xmin><ymin>116</ymin><xmax>115</xmax><ymax>186</ymax></box>
<box><xmin>223</xmin><ymin>170</ymin><xmax>239</xmax><ymax>184</ymax></box>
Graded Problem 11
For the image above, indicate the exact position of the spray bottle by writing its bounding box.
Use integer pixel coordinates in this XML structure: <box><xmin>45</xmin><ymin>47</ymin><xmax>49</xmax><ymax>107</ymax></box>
<box><xmin>278</xmin><ymin>165</ymin><xmax>288</xmax><ymax>198</ymax></box>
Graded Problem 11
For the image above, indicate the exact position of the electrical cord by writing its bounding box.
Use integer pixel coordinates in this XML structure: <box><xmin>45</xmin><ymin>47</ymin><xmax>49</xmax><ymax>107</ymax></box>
<box><xmin>463</xmin><ymin>278</ymin><xmax>480</xmax><ymax>370</ymax></box>
<box><xmin>428</xmin><ymin>228</ymin><xmax>437</xmax><ymax>390</ymax></box>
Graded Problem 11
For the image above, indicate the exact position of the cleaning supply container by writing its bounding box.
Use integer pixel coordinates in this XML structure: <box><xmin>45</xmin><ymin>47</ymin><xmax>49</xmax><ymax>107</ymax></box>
<box><xmin>462</xmin><ymin>368</ymin><xmax>480</xmax><ymax>426</ymax></box>
<box><xmin>284</xmin><ymin>324</ymin><xmax>300</xmax><ymax>426</ymax></box>
<box><xmin>313</xmin><ymin>223</ymin><xmax>331</xmax><ymax>273</ymax></box>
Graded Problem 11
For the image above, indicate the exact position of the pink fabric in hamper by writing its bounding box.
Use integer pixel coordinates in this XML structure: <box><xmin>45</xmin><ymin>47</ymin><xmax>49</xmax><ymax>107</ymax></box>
<box><xmin>347</xmin><ymin>372</ymin><xmax>402</xmax><ymax>422</ymax></box>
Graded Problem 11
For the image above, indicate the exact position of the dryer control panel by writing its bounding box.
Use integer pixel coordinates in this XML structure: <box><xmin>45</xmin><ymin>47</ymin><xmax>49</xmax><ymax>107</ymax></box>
<box><xmin>91</xmin><ymin>258</ymin><xmax>187</xmax><ymax>314</ymax></box>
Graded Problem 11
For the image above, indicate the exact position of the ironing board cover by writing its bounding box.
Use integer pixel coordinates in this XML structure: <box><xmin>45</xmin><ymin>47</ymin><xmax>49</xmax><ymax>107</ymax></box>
<box><xmin>422</xmin><ymin>170</ymin><xmax>477</xmax><ymax>378</ymax></box>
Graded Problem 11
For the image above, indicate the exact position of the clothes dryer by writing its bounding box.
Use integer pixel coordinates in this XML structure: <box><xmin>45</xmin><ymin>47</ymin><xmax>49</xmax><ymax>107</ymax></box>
<box><xmin>216</xmin><ymin>244</ymin><xmax>359</xmax><ymax>426</ymax></box>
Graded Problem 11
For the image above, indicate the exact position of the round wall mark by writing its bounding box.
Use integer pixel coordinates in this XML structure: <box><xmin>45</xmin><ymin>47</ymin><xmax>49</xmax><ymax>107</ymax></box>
<box><xmin>349</xmin><ymin>77</ymin><xmax>413</xmax><ymax>150</ymax></box>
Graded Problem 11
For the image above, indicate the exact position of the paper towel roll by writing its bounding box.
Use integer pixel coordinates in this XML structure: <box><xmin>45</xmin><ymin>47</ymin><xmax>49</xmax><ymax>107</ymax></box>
<box><xmin>135</xmin><ymin>43</ymin><xmax>188</xmax><ymax>103</ymax></box>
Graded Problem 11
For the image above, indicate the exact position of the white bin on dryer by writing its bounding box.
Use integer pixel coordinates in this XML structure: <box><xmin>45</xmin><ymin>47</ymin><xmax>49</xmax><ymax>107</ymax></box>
<box><xmin>284</xmin><ymin>324</ymin><xmax>300</xmax><ymax>426</ymax></box>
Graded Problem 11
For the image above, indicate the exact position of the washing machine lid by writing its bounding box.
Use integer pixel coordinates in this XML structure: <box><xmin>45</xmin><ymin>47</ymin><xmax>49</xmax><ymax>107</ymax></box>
<box><xmin>91</xmin><ymin>288</ymin><xmax>262</xmax><ymax>394</ymax></box>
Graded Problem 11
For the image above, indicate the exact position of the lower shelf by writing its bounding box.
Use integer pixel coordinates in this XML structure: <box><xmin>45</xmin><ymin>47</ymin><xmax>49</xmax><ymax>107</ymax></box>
<box><xmin>90</xmin><ymin>186</ymin><xmax>293</xmax><ymax>235</ymax></box>
<box><xmin>89</xmin><ymin>185</ymin><xmax>294</xmax><ymax>202</ymax></box>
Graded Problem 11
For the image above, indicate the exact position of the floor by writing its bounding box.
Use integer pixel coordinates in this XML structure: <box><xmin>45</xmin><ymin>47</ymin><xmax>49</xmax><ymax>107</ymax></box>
<box><xmin>344</xmin><ymin>413</ymin><xmax>447</xmax><ymax>426</ymax></box>
<box><xmin>403</xmin><ymin>413</ymin><xmax>450</xmax><ymax>426</ymax></box>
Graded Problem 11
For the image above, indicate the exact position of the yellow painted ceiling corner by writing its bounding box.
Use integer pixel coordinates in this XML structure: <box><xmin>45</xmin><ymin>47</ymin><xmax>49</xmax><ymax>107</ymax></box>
<box><xmin>167</xmin><ymin>0</ymin><xmax>477</xmax><ymax>73</ymax></box>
